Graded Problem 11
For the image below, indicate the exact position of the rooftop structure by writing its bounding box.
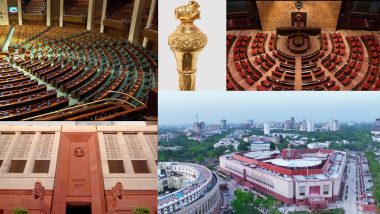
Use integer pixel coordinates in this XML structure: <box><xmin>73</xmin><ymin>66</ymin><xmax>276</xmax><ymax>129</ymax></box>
<box><xmin>250</xmin><ymin>141</ymin><xmax>271</xmax><ymax>151</ymax></box>
<box><xmin>265</xmin><ymin>158</ymin><xmax>322</xmax><ymax>168</ymax></box>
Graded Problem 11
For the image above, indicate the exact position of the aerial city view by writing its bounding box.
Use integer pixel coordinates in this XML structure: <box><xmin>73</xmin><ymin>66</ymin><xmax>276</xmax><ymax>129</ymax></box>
<box><xmin>158</xmin><ymin>92</ymin><xmax>380</xmax><ymax>214</ymax></box>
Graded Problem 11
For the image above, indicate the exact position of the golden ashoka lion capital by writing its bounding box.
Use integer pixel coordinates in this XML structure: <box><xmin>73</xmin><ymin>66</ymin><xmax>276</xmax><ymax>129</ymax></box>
<box><xmin>169</xmin><ymin>0</ymin><xmax>207</xmax><ymax>91</ymax></box>
<box><xmin>175</xmin><ymin>1</ymin><xmax>201</xmax><ymax>22</ymax></box>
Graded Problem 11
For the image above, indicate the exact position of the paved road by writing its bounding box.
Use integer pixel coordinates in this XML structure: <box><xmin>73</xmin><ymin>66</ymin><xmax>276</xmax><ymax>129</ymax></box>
<box><xmin>339</xmin><ymin>156</ymin><xmax>363</xmax><ymax>214</ymax></box>
<box><xmin>216</xmin><ymin>173</ymin><xmax>267</xmax><ymax>213</ymax></box>
<box><xmin>215</xmin><ymin>174</ymin><xmax>239</xmax><ymax>208</ymax></box>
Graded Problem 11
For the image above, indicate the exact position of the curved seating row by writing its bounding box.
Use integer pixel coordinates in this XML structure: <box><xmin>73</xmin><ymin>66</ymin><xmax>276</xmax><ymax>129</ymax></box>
<box><xmin>24</xmin><ymin>29</ymin><xmax>157</xmax><ymax>102</ymax></box>
<box><xmin>0</xmin><ymin>26</ymin><xmax>11</xmax><ymax>50</ymax></box>
<box><xmin>268</xmin><ymin>33</ymin><xmax>277</xmax><ymax>51</ymax></box>
<box><xmin>251</xmin><ymin>32</ymin><xmax>266</xmax><ymax>56</ymax></box>
<box><xmin>234</xmin><ymin>59</ymin><xmax>263</xmax><ymax>87</ymax></box>
<box><xmin>255</xmin><ymin>53</ymin><xmax>275</xmax><ymax>71</ymax></box>
<box><xmin>327</xmin><ymin>35</ymin><xmax>363</xmax><ymax>88</ymax></box>
<box><xmin>227</xmin><ymin>30</ymin><xmax>380</xmax><ymax>91</ymax></box>
<box><xmin>0</xmin><ymin>61</ymin><xmax>71</xmax><ymax>120</ymax></box>
<box><xmin>331</xmin><ymin>32</ymin><xmax>345</xmax><ymax>56</ymax></box>
<box><xmin>227</xmin><ymin>34</ymin><xmax>236</xmax><ymax>59</ymax></box>
<box><xmin>232</xmin><ymin>35</ymin><xmax>251</xmax><ymax>61</ymax></box>
<box><xmin>346</xmin><ymin>35</ymin><xmax>364</xmax><ymax>61</ymax></box>
<box><xmin>0</xmin><ymin>96</ymin><xmax>69</xmax><ymax>121</ymax></box>
<box><xmin>301</xmin><ymin>50</ymin><xmax>320</xmax><ymax>64</ymax></box>
<box><xmin>321</xmin><ymin>33</ymin><xmax>328</xmax><ymax>51</ymax></box>
<box><xmin>361</xmin><ymin>34</ymin><xmax>379</xmax><ymax>66</ymax></box>
<box><xmin>10</xmin><ymin>25</ymin><xmax>49</xmax><ymax>49</ymax></box>
<box><xmin>356</xmin><ymin>34</ymin><xmax>380</xmax><ymax>90</ymax></box>
<box><xmin>299</xmin><ymin>50</ymin><xmax>329</xmax><ymax>89</ymax></box>
<box><xmin>1</xmin><ymin>26</ymin><xmax>158</xmax><ymax>120</ymax></box>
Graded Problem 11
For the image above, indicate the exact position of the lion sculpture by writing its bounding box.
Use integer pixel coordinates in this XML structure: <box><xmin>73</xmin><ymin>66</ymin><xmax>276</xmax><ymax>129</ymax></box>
<box><xmin>175</xmin><ymin>1</ymin><xmax>201</xmax><ymax>22</ymax></box>
<box><xmin>32</xmin><ymin>181</ymin><xmax>45</xmax><ymax>200</ymax></box>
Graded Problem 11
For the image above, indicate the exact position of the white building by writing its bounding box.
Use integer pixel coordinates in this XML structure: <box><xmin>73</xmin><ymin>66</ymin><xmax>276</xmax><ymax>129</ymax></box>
<box><xmin>158</xmin><ymin>132</ymin><xmax>179</xmax><ymax>141</ymax></box>
<box><xmin>307</xmin><ymin>120</ymin><xmax>314</xmax><ymax>132</ymax></box>
<box><xmin>271</xmin><ymin>133</ymin><xmax>300</xmax><ymax>138</ymax></box>
<box><xmin>264</xmin><ymin>123</ymin><xmax>271</xmax><ymax>135</ymax></box>
<box><xmin>307</xmin><ymin>142</ymin><xmax>330</xmax><ymax>149</ymax></box>
<box><xmin>214</xmin><ymin>138</ymin><xmax>240</xmax><ymax>150</ymax></box>
<box><xmin>247</xmin><ymin>120</ymin><xmax>254</xmax><ymax>128</ymax></box>
<box><xmin>158</xmin><ymin>146</ymin><xmax>183</xmax><ymax>151</ymax></box>
<box><xmin>289</xmin><ymin>140</ymin><xmax>307</xmax><ymax>146</ymax></box>
<box><xmin>371</xmin><ymin>118</ymin><xmax>380</xmax><ymax>141</ymax></box>
<box><xmin>250</xmin><ymin>141</ymin><xmax>271</xmax><ymax>151</ymax></box>
<box><xmin>243</xmin><ymin>135</ymin><xmax>279</xmax><ymax>144</ymax></box>
<box><xmin>220</xmin><ymin>119</ymin><xmax>227</xmax><ymax>130</ymax></box>
<box><xmin>372</xmin><ymin>135</ymin><xmax>380</xmax><ymax>142</ymax></box>
<box><xmin>329</xmin><ymin>120</ymin><xmax>339</xmax><ymax>131</ymax></box>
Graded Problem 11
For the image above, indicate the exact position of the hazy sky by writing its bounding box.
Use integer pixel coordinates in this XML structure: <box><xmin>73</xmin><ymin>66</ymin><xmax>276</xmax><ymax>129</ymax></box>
<box><xmin>159</xmin><ymin>92</ymin><xmax>380</xmax><ymax>125</ymax></box>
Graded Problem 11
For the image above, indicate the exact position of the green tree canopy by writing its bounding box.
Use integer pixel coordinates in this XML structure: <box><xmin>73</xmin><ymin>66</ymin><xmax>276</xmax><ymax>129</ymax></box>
<box><xmin>231</xmin><ymin>189</ymin><xmax>257</xmax><ymax>214</ymax></box>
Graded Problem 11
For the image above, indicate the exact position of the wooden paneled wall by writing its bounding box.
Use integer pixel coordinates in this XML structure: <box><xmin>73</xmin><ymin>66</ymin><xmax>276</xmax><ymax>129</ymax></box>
<box><xmin>256</xmin><ymin>1</ymin><xmax>342</xmax><ymax>31</ymax></box>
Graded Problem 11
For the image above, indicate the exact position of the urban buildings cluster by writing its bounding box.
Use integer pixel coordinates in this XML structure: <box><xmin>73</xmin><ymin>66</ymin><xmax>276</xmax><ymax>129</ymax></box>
<box><xmin>264</xmin><ymin>117</ymin><xmax>340</xmax><ymax>133</ymax></box>
<box><xmin>158</xmin><ymin>117</ymin><xmax>380</xmax><ymax>213</ymax></box>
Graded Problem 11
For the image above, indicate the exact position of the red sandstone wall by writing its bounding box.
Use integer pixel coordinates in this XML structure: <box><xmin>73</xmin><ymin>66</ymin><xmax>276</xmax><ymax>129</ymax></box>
<box><xmin>0</xmin><ymin>190</ymin><xmax>53</xmax><ymax>214</ymax></box>
<box><xmin>105</xmin><ymin>190</ymin><xmax>158</xmax><ymax>214</ymax></box>
<box><xmin>51</xmin><ymin>132</ymin><xmax>106</xmax><ymax>214</ymax></box>
<box><xmin>229</xmin><ymin>172</ymin><xmax>293</xmax><ymax>205</ymax></box>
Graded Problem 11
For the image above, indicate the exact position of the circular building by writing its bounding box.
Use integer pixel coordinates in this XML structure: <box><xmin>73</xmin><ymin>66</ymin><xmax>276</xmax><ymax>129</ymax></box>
<box><xmin>158</xmin><ymin>162</ymin><xmax>222</xmax><ymax>214</ymax></box>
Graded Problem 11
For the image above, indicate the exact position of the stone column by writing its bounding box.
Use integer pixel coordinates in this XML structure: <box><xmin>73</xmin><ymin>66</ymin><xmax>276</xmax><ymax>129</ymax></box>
<box><xmin>0</xmin><ymin>0</ymin><xmax>10</xmax><ymax>25</ymax></box>
<box><xmin>87</xmin><ymin>0</ymin><xmax>95</xmax><ymax>30</ymax></box>
<box><xmin>24</xmin><ymin>132</ymin><xmax>40</xmax><ymax>173</ymax></box>
<box><xmin>97</xmin><ymin>131</ymin><xmax>111</xmax><ymax>176</ymax></box>
<box><xmin>100</xmin><ymin>0</ymin><xmax>108</xmax><ymax>33</ymax></box>
<box><xmin>137</xmin><ymin>132</ymin><xmax>157</xmax><ymax>174</ymax></box>
<box><xmin>0</xmin><ymin>132</ymin><xmax>21</xmax><ymax>173</ymax></box>
<box><xmin>59</xmin><ymin>0</ymin><xmax>64</xmax><ymax>27</ymax></box>
<box><xmin>142</xmin><ymin>0</ymin><xmax>156</xmax><ymax>47</ymax></box>
<box><xmin>48</xmin><ymin>131</ymin><xmax>61</xmax><ymax>176</ymax></box>
<box><xmin>17</xmin><ymin>0</ymin><xmax>22</xmax><ymax>25</ymax></box>
<box><xmin>128</xmin><ymin>0</ymin><xmax>146</xmax><ymax>44</ymax></box>
<box><xmin>118</xmin><ymin>132</ymin><xmax>134</xmax><ymax>174</ymax></box>
<box><xmin>46</xmin><ymin>0</ymin><xmax>51</xmax><ymax>26</ymax></box>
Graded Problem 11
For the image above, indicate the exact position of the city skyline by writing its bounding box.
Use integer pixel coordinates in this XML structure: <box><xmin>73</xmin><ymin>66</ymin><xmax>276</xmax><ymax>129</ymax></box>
<box><xmin>159</xmin><ymin>92</ymin><xmax>380</xmax><ymax>125</ymax></box>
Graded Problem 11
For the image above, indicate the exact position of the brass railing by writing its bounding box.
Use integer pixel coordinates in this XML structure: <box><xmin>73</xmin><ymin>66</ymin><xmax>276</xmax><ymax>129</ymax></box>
<box><xmin>21</xmin><ymin>92</ymin><xmax>143</xmax><ymax>121</ymax></box>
